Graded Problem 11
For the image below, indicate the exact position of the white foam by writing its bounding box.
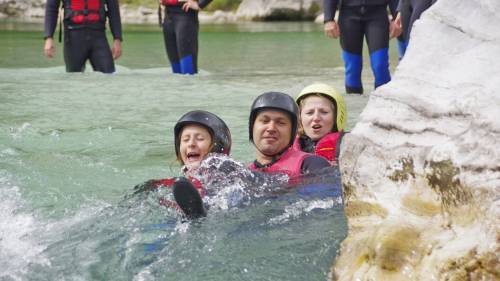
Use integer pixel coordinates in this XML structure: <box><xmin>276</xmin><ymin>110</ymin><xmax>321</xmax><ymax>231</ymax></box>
<box><xmin>0</xmin><ymin>181</ymin><xmax>49</xmax><ymax>279</ymax></box>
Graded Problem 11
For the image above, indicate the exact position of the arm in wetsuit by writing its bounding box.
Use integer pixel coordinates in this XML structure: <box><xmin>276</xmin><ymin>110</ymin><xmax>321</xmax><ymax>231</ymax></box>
<box><xmin>105</xmin><ymin>0</ymin><xmax>123</xmax><ymax>59</ymax></box>
<box><xmin>323</xmin><ymin>0</ymin><xmax>339</xmax><ymax>22</ymax></box>
<box><xmin>106</xmin><ymin>0</ymin><xmax>123</xmax><ymax>41</ymax></box>
<box><xmin>44</xmin><ymin>0</ymin><xmax>61</xmax><ymax>39</ymax></box>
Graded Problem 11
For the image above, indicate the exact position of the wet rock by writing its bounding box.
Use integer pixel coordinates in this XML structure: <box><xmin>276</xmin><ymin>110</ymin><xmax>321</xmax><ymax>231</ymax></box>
<box><xmin>332</xmin><ymin>0</ymin><xmax>500</xmax><ymax>280</ymax></box>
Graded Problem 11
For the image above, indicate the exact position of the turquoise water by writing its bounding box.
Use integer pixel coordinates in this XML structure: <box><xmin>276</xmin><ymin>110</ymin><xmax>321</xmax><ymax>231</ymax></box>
<box><xmin>0</xmin><ymin>21</ymin><xmax>399</xmax><ymax>280</ymax></box>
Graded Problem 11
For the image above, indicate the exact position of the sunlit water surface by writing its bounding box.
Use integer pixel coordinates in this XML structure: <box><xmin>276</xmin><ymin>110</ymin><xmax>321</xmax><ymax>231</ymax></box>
<box><xmin>0</xmin><ymin>21</ymin><xmax>399</xmax><ymax>280</ymax></box>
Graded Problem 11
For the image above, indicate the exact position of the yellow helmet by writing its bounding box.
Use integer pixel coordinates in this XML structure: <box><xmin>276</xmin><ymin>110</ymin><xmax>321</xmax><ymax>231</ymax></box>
<box><xmin>296</xmin><ymin>82</ymin><xmax>347</xmax><ymax>132</ymax></box>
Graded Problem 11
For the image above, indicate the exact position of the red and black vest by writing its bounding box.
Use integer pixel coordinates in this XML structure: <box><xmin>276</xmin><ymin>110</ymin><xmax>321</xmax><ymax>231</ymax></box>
<box><xmin>147</xmin><ymin>177</ymin><xmax>205</xmax><ymax>209</ymax></box>
<box><xmin>161</xmin><ymin>0</ymin><xmax>181</xmax><ymax>6</ymax></box>
<box><xmin>64</xmin><ymin>0</ymin><xmax>107</xmax><ymax>29</ymax></box>
<box><xmin>292</xmin><ymin>132</ymin><xmax>342</xmax><ymax>162</ymax></box>
<box><xmin>249</xmin><ymin>148</ymin><xmax>310</xmax><ymax>184</ymax></box>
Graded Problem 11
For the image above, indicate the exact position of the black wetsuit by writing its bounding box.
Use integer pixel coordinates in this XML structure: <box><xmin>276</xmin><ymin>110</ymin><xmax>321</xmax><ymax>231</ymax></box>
<box><xmin>161</xmin><ymin>0</ymin><xmax>212</xmax><ymax>75</ymax></box>
<box><xmin>324</xmin><ymin>0</ymin><xmax>398</xmax><ymax>94</ymax></box>
<box><xmin>396</xmin><ymin>0</ymin><xmax>435</xmax><ymax>58</ymax></box>
<box><xmin>44</xmin><ymin>0</ymin><xmax>122</xmax><ymax>73</ymax></box>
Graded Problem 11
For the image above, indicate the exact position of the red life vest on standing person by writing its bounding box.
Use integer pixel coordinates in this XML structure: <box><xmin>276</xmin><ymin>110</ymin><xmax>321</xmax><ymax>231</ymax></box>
<box><xmin>161</xmin><ymin>0</ymin><xmax>186</xmax><ymax>6</ymax></box>
<box><xmin>292</xmin><ymin>132</ymin><xmax>342</xmax><ymax>162</ymax></box>
<box><xmin>249</xmin><ymin>148</ymin><xmax>310</xmax><ymax>184</ymax></box>
<box><xmin>64</xmin><ymin>0</ymin><xmax>106</xmax><ymax>28</ymax></box>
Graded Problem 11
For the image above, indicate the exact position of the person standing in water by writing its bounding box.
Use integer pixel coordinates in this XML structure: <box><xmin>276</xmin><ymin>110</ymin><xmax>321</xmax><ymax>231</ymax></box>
<box><xmin>160</xmin><ymin>0</ymin><xmax>212</xmax><ymax>74</ymax></box>
<box><xmin>323</xmin><ymin>0</ymin><xmax>401</xmax><ymax>94</ymax></box>
<box><xmin>395</xmin><ymin>0</ymin><xmax>436</xmax><ymax>59</ymax></box>
<box><xmin>43</xmin><ymin>0</ymin><xmax>123</xmax><ymax>73</ymax></box>
<box><xmin>292</xmin><ymin>83</ymin><xmax>347</xmax><ymax>166</ymax></box>
<box><xmin>248</xmin><ymin>91</ymin><xmax>330</xmax><ymax>181</ymax></box>
<box><xmin>134</xmin><ymin>110</ymin><xmax>231</xmax><ymax>219</ymax></box>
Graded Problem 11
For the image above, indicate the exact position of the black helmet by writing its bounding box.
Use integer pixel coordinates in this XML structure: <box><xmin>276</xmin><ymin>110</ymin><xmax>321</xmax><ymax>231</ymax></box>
<box><xmin>248</xmin><ymin>91</ymin><xmax>298</xmax><ymax>147</ymax></box>
<box><xmin>174</xmin><ymin>110</ymin><xmax>231</xmax><ymax>157</ymax></box>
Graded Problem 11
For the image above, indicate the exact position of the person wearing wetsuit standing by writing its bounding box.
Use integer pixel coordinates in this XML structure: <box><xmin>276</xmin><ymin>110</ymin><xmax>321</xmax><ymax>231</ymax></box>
<box><xmin>395</xmin><ymin>0</ymin><xmax>435</xmax><ymax>59</ymax></box>
<box><xmin>43</xmin><ymin>0</ymin><xmax>123</xmax><ymax>73</ymax></box>
<box><xmin>323</xmin><ymin>0</ymin><xmax>401</xmax><ymax>94</ymax></box>
<box><xmin>161</xmin><ymin>0</ymin><xmax>212</xmax><ymax>74</ymax></box>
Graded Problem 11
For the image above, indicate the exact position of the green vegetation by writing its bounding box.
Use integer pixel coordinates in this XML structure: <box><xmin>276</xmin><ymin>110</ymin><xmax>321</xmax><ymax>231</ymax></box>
<box><xmin>119</xmin><ymin>0</ymin><xmax>242</xmax><ymax>11</ymax></box>
<box><xmin>204</xmin><ymin>0</ymin><xmax>242</xmax><ymax>12</ymax></box>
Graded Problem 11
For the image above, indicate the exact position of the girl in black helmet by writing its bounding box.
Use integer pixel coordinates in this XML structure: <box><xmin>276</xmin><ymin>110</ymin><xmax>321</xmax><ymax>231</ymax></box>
<box><xmin>134</xmin><ymin>110</ymin><xmax>231</xmax><ymax>219</ymax></box>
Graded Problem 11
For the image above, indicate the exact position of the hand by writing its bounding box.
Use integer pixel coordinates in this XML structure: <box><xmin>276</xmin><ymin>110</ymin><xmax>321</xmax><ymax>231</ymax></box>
<box><xmin>182</xmin><ymin>0</ymin><xmax>200</xmax><ymax>12</ymax></box>
<box><xmin>389</xmin><ymin>13</ymin><xmax>402</xmax><ymax>38</ymax></box>
<box><xmin>324</xmin><ymin>21</ymin><xmax>340</xmax><ymax>39</ymax></box>
<box><xmin>112</xmin><ymin>39</ymin><xmax>122</xmax><ymax>60</ymax></box>
<box><xmin>44</xmin><ymin>38</ymin><xmax>55</xmax><ymax>58</ymax></box>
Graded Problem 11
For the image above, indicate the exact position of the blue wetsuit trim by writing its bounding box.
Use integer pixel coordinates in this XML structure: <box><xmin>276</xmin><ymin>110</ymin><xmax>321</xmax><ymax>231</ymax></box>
<box><xmin>369</xmin><ymin>48</ymin><xmax>391</xmax><ymax>88</ymax></box>
<box><xmin>342</xmin><ymin>50</ymin><xmax>363</xmax><ymax>90</ymax></box>
<box><xmin>171</xmin><ymin>62</ymin><xmax>181</xmax><ymax>73</ymax></box>
<box><xmin>180</xmin><ymin>54</ymin><xmax>195</xmax><ymax>75</ymax></box>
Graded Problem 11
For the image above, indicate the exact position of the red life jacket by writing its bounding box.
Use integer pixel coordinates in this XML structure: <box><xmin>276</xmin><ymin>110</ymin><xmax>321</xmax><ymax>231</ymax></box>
<box><xmin>154</xmin><ymin>177</ymin><xmax>205</xmax><ymax>196</ymax></box>
<box><xmin>64</xmin><ymin>0</ymin><xmax>106</xmax><ymax>27</ymax></box>
<box><xmin>161</xmin><ymin>0</ymin><xmax>180</xmax><ymax>6</ymax></box>
<box><xmin>248</xmin><ymin>148</ymin><xmax>310</xmax><ymax>184</ymax></box>
<box><xmin>292</xmin><ymin>132</ymin><xmax>342</xmax><ymax>162</ymax></box>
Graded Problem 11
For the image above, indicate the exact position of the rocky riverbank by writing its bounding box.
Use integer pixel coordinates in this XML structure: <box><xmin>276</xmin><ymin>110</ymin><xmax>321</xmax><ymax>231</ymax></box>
<box><xmin>0</xmin><ymin>0</ymin><xmax>324</xmax><ymax>24</ymax></box>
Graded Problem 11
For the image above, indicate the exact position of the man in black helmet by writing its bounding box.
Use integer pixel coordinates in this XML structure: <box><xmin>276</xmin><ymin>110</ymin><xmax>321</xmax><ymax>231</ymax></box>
<box><xmin>248</xmin><ymin>92</ymin><xmax>330</xmax><ymax>180</ymax></box>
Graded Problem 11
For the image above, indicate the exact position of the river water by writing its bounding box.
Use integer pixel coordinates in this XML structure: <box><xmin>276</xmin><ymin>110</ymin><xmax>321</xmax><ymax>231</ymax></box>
<box><xmin>0</xmin><ymin>21</ymin><xmax>399</xmax><ymax>280</ymax></box>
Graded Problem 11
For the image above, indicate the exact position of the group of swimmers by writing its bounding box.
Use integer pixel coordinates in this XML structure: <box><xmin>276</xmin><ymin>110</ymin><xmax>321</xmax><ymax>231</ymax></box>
<box><xmin>134</xmin><ymin>82</ymin><xmax>346</xmax><ymax>219</ymax></box>
<box><xmin>43</xmin><ymin>0</ymin><xmax>435</xmax><ymax>94</ymax></box>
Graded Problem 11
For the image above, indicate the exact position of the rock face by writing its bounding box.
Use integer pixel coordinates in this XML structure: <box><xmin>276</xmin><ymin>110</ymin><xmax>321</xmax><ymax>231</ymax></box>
<box><xmin>1</xmin><ymin>0</ymin><xmax>322</xmax><ymax>22</ymax></box>
<box><xmin>0</xmin><ymin>0</ymin><xmax>44</xmax><ymax>19</ymax></box>
<box><xmin>236</xmin><ymin>0</ymin><xmax>322</xmax><ymax>20</ymax></box>
<box><xmin>333</xmin><ymin>0</ymin><xmax>500</xmax><ymax>280</ymax></box>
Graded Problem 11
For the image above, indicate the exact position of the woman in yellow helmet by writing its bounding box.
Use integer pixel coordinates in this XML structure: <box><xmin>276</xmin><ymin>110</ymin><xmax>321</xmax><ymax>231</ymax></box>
<box><xmin>293</xmin><ymin>83</ymin><xmax>347</xmax><ymax>165</ymax></box>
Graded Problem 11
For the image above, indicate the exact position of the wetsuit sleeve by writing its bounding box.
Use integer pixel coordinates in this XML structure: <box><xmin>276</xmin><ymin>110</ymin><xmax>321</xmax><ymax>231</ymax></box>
<box><xmin>301</xmin><ymin>155</ymin><xmax>330</xmax><ymax>174</ymax></box>
<box><xmin>198</xmin><ymin>0</ymin><xmax>213</xmax><ymax>9</ymax></box>
<box><xmin>323</xmin><ymin>0</ymin><xmax>339</xmax><ymax>22</ymax></box>
<box><xmin>389</xmin><ymin>0</ymin><xmax>399</xmax><ymax>18</ymax></box>
<box><xmin>106</xmin><ymin>0</ymin><xmax>123</xmax><ymax>41</ymax></box>
<box><xmin>44</xmin><ymin>0</ymin><xmax>61</xmax><ymax>39</ymax></box>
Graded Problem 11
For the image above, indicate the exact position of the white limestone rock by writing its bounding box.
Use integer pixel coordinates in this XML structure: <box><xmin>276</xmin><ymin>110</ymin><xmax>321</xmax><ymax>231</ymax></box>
<box><xmin>332</xmin><ymin>0</ymin><xmax>500</xmax><ymax>280</ymax></box>
<box><xmin>236</xmin><ymin>0</ymin><xmax>322</xmax><ymax>20</ymax></box>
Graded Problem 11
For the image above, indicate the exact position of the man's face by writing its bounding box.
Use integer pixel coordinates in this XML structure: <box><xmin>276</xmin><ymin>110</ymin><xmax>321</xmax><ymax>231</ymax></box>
<box><xmin>252</xmin><ymin>110</ymin><xmax>292</xmax><ymax>158</ymax></box>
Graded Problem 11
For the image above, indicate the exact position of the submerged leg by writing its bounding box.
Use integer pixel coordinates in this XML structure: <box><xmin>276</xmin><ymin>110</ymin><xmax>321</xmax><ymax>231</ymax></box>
<box><xmin>173</xmin><ymin>178</ymin><xmax>206</xmax><ymax>220</ymax></box>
